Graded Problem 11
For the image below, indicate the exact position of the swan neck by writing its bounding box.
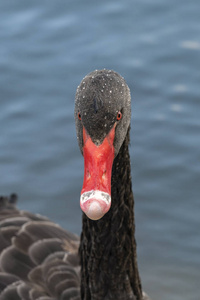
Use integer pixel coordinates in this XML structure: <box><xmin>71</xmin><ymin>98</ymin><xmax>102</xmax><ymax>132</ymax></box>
<box><xmin>80</xmin><ymin>127</ymin><xmax>143</xmax><ymax>300</ymax></box>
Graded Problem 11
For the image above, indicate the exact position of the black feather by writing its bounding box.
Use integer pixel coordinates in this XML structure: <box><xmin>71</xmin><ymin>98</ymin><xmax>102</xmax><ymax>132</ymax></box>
<box><xmin>29</xmin><ymin>238</ymin><xmax>64</xmax><ymax>265</ymax></box>
<box><xmin>0</xmin><ymin>246</ymin><xmax>36</xmax><ymax>280</ymax></box>
<box><xmin>0</xmin><ymin>281</ymin><xmax>21</xmax><ymax>300</ymax></box>
<box><xmin>0</xmin><ymin>273</ymin><xmax>19</xmax><ymax>292</ymax></box>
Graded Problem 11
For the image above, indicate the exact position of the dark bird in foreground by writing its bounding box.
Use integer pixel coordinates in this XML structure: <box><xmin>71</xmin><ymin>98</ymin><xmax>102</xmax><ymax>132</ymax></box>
<box><xmin>0</xmin><ymin>70</ymin><xmax>150</xmax><ymax>300</ymax></box>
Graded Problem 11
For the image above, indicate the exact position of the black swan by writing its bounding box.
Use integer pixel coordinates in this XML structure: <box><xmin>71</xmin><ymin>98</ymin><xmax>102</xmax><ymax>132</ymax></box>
<box><xmin>0</xmin><ymin>70</ymin><xmax>150</xmax><ymax>300</ymax></box>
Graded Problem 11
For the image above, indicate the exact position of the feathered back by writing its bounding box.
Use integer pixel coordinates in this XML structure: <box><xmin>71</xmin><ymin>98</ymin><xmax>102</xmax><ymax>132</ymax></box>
<box><xmin>0</xmin><ymin>195</ymin><xmax>81</xmax><ymax>300</ymax></box>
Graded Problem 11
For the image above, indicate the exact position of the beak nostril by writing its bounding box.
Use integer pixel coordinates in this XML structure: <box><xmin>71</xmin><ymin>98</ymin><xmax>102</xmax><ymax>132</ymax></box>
<box><xmin>86</xmin><ymin>170</ymin><xmax>91</xmax><ymax>179</ymax></box>
<box><xmin>102</xmin><ymin>170</ymin><xmax>106</xmax><ymax>180</ymax></box>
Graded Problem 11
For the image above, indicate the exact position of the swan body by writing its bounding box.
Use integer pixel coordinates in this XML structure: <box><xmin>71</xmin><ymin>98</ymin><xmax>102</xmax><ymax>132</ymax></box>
<box><xmin>0</xmin><ymin>70</ymin><xmax>150</xmax><ymax>300</ymax></box>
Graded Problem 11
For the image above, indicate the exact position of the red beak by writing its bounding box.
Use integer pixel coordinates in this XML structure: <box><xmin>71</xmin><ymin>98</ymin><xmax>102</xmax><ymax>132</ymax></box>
<box><xmin>80</xmin><ymin>125</ymin><xmax>115</xmax><ymax>220</ymax></box>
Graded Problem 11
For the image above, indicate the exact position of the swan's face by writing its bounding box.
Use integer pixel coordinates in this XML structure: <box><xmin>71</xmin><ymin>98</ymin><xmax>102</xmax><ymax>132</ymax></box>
<box><xmin>74</xmin><ymin>70</ymin><xmax>131</xmax><ymax>220</ymax></box>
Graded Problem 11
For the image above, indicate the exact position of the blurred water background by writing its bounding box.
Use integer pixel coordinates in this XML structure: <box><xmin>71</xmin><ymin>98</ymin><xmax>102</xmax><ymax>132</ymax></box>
<box><xmin>0</xmin><ymin>1</ymin><xmax>199</xmax><ymax>299</ymax></box>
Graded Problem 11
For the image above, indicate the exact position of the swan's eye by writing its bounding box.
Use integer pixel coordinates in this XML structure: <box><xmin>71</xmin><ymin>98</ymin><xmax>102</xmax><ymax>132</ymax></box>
<box><xmin>78</xmin><ymin>112</ymin><xmax>81</xmax><ymax>120</ymax></box>
<box><xmin>116</xmin><ymin>111</ymin><xmax>122</xmax><ymax>121</ymax></box>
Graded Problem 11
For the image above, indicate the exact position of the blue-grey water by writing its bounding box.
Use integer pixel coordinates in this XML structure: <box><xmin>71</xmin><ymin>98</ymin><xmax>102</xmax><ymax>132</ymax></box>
<box><xmin>0</xmin><ymin>1</ymin><xmax>199</xmax><ymax>299</ymax></box>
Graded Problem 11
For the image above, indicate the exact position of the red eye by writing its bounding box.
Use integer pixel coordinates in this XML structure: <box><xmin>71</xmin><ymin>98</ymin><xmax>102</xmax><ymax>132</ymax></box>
<box><xmin>117</xmin><ymin>111</ymin><xmax>122</xmax><ymax>121</ymax></box>
<box><xmin>78</xmin><ymin>112</ymin><xmax>81</xmax><ymax>120</ymax></box>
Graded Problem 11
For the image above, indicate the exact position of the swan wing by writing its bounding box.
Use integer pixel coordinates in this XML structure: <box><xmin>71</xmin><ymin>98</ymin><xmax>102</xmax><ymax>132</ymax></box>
<box><xmin>0</xmin><ymin>195</ymin><xmax>80</xmax><ymax>300</ymax></box>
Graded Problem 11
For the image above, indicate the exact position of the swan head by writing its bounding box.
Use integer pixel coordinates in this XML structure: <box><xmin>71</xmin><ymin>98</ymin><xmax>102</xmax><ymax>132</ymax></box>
<box><xmin>74</xmin><ymin>69</ymin><xmax>131</xmax><ymax>220</ymax></box>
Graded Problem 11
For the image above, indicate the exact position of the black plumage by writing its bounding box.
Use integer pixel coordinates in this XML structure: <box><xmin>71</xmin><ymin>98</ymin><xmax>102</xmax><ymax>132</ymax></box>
<box><xmin>0</xmin><ymin>195</ymin><xmax>80</xmax><ymax>300</ymax></box>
